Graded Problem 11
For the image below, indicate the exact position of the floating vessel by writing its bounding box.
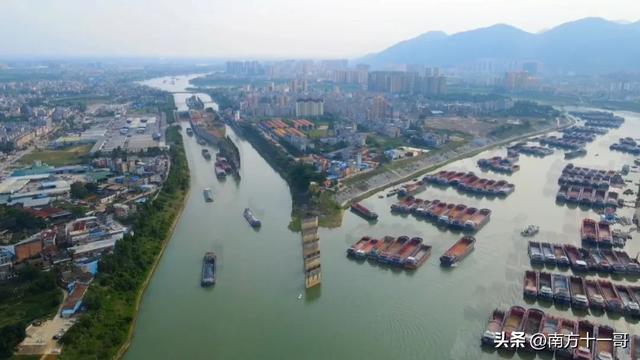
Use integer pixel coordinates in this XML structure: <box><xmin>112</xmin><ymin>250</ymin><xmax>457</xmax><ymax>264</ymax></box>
<box><xmin>541</xmin><ymin>242</ymin><xmax>555</xmax><ymax>265</ymax></box>
<box><xmin>597</xmin><ymin>221</ymin><xmax>613</xmax><ymax>247</ymax></box>
<box><xmin>391</xmin><ymin>237</ymin><xmax>422</xmax><ymax>267</ymax></box>
<box><xmin>481</xmin><ymin>308</ymin><xmax>506</xmax><ymax>346</ymax></box>
<box><xmin>521</xmin><ymin>308</ymin><xmax>544</xmax><ymax>350</ymax></box>
<box><xmin>574</xmin><ymin>320</ymin><xmax>596</xmax><ymax>360</ymax></box>
<box><xmin>350</xmin><ymin>202</ymin><xmax>379</xmax><ymax>221</ymax></box>
<box><xmin>438</xmin><ymin>204</ymin><xmax>466</xmax><ymax>225</ymax></box>
<box><xmin>528</xmin><ymin>242</ymin><xmax>544</xmax><ymax>264</ymax></box>
<box><xmin>521</xmin><ymin>225</ymin><xmax>539</xmax><ymax>237</ymax></box>
<box><xmin>201</xmin><ymin>148</ymin><xmax>211</xmax><ymax>160</ymax></box>
<box><xmin>564</xmin><ymin>244</ymin><xmax>588</xmax><ymax>271</ymax></box>
<box><xmin>523</xmin><ymin>270</ymin><xmax>538</xmax><ymax>298</ymax></box>
<box><xmin>598</xmin><ymin>280</ymin><xmax>623</xmax><ymax>313</ymax></box>
<box><xmin>243</xmin><ymin>208</ymin><xmax>262</xmax><ymax>228</ymax></box>
<box><xmin>553</xmin><ymin>244</ymin><xmax>570</xmax><ymax>267</ymax></box>
<box><xmin>186</xmin><ymin>95</ymin><xmax>205</xmax><ymax>110</ymax></box>
<box><xmin>614</xmin><ymin>250</ymin><xmax>640</xmax><ymax>274</ymax></box>
<box><xmin>601</xmin><ymin>249</ymin><xmax>626</xmax><ymax>273</ymax></box>
<box><xmin>367</xmin><ymin>236</ymin><xmax>395</xmax><ymax>261</ymax></box>
<box><xmin>186</xmin><ymin>127</ymin><xmax>194</xmax><ymax>136</ymax></box>
<box><xmin>540</xmin><ymin>315</ymin><xmax>560</xmax><ymax>352</ymax></box>
<box><xmin>440</xmin><ymin>236</ymin><xmax>475</xmax><ymax>267</ymax></box>
<box><xmin>570</xmin><ymin>276</ymin><xmax>589</xmax><ymax>309</ymax></box>
<box><xmin>379</xmin><ymin>236</ymin><xmax>409</xmax><ymax>264</ymax></box>
<box><xmin>579</xmin><ymin>187</ymin><xmax>594</xmax><ymax>205</ymax></box>
<box><xmin>346</xmin><ymin>236</ymin><xmax>371</xmax><ymax>257</ymax></box>
<box><xmin>203</xmin><ymin>188</ymin><xmax>214</xmax><ymax>202</ymax></box>
<box><xmin>556</xmin><ymin>185</ymin><xmax>569</xmax><ymax>202</ymax></box>
<box><xmin>615</xmin><ymin>285</ymin><xmax>640</xmax><ymax>317</ymax></box>
<box><xmin>502</xmin><ymin>306</ymin><xmax>526</xmax><ymax>339</ymax></box>
<box><xmin>552</xmin><ymin>273</ymin><xmax>571</xmax><ymax>304</ymax></box>
<box><xmin>594</xmin><ymin>325</ymin><xmax>615</xmax><ymax>360</ymax></box>
<box><xmin>201</xmin><ymin>252</ymin><xmax>216</xmax><ymax>287</ymax></box>
<box><xmin>537</xmin><ymin>272</ymin><xmax>554</xmax><ymax>300</ymax></box>
<box><xmin>556</xmin><ymin>318</ymin><xmax>577</xmax><ymax>358</ymax></box>
<box><xmin>451</xmin><ymin>207</ymin><xmax>477</xmax><ymax>228</ymax></box>
<box><xmin>590</xmin><ymin>250</ymin><xmax>612</xmax><ymax>272</ymax></box>
<box><xmin>581</xmin><ymin>219</ymin><xmax>598</xmax><ymax>244</ymax></box>
<box><xmin>404</xmin><ymin>244</ymin><xmax>432</xmax><ymax>270</ymax></box>
<box><xmin>565</xmin><ymin>148</ymin><xmax>587</xmax><ymax>159</ymax></box>
<box><xmin>585</xmin><ymin>279</ymin><xmax>606</xmax><ymax>310</ymax></box>
<box><xmin>463</xmin><ymin>208</ymin><xmax>491</xmax><ymax>231</ymax></box>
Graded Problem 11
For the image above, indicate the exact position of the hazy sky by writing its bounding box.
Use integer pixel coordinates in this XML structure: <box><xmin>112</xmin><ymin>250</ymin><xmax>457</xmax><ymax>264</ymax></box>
<box><xmin>1</xmin><ymin>0</ymin><xmax>638</xmax><ymax>59</ymax></box>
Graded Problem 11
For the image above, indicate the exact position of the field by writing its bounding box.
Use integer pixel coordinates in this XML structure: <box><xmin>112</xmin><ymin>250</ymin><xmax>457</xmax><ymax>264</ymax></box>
<box><xmin>19</xmin><ymin>145</ymin><xmax>92</xmax><ymax>167</ymax></box>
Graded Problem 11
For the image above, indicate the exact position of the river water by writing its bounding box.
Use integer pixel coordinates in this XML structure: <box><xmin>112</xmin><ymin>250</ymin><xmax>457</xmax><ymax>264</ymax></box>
<box><xmin>128</xmin><ymin>75</ymin><xmax>639</xmax><ymax>359</ymax></box>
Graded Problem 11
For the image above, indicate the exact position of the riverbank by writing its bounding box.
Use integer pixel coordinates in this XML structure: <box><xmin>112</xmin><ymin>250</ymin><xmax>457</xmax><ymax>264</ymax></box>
<box><xmin>59</xmin><ymin>126</ymin><xmax>190</xmax><ymax>359</ymax></box>
<box><xmin>336</xmin><ymin>116</ymin><xmax>574</xmax><ymax>207</ymax></box>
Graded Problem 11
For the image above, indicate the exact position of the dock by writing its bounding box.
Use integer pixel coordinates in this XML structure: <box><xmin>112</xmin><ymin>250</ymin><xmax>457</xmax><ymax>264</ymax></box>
<box><xmin>301</xmin><ymin>216</ymin><xmax>321</xmax><ymax>288</ymax></box>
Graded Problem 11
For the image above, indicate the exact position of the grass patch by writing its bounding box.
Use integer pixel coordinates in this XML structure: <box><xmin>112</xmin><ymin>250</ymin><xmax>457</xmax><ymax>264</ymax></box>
<box><xmin>19</xmin><ymin>145</ymin><xmax>92</xmax><ymax>167</ymax></box>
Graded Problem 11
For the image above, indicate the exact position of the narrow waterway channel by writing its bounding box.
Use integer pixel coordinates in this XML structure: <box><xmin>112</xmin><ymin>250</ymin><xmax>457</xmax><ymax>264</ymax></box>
<box><xmin>126</xmin><ymin>75</ymin><xmax>639</xmax><ymax>359</ymax></box>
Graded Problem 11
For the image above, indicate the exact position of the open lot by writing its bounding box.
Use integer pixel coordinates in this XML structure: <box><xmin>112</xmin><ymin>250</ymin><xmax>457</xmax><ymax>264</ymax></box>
<box><xmin>18</xmin><ymin>145</ymin><xmax>92</xmax><ymax>167</ymax></box>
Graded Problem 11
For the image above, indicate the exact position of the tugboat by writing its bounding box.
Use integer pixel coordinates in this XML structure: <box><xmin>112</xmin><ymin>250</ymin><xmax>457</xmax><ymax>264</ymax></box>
<box><xmin>201</xmin><ymin>252</ymin><xmax>216</xmax><ymax>287</ymax></box>
<box><xmin>203</xmin><ymin>188</ymin><xmax>214</xmax><ymax>202</ymax></box>
<box><xmin>521</xmin><ymin>225</ymin><xmax>539</xmax><ymax>237</ymax></box>
<box><xmin>243</xmin><ymin>208</ymin><xmax>262</xmax><ymax>228</ymax></box>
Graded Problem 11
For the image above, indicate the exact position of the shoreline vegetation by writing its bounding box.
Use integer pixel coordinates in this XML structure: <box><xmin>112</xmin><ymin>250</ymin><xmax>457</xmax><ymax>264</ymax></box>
<box><xmin>59</xmin><ymin>125</ymin><xmax>190</xmax><ymax>359</ymax></box>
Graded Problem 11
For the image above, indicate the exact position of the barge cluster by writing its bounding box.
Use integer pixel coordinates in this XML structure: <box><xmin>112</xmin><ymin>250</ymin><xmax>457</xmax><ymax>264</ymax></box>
<box><xmin>523</xmin><ymin>270</ymin><xmax>640</xmax><ymax>316</ymax></box>
<box><xmin>528</xmin><ymin>241</ymin><xmax>640</xmax><ymax>275</ymax></box>
<box><xmin>481</xmin><ymin>306</ymin><xmax>636</xmax><ymax>360</ymax></box>
<box><xmin>423</xmin><ymin>171</ymin><xmax>515</xmax><ymax>197</ymax></box>
<box><xmin>571</xmin><ymin>110</ymin><xmax>625</xmax><ymax>128</ymax></box>
<box><xmin>610</xmin><ymin>137</ymin><xmax>640</xmax><ymax>155</ymax></box>
<box><xmin>507</xmin><ymin>142</ymin><xmax>554</xmax><ymax>157</ymax></box>
<box><xmin>346</xmin><ymin>236</ymin><xmax>432</xmax><ymax>269</ymax></box>
<box><xmin>477</xmin><ymin>154</ymin><xmax>520</xmax><ymax>174</ymax></box>
<box><xmin>555</xmin><ymin>164</ymin><xmax>625</xmax><ymax>208</ymax></box>
<box><xmin>390</xmin><ymin>197</ymin><xmax>492</xmax><ymax>232</ymax></box>
<box><xmin>539</xmin><ymin>135</ymin><xmax>588</xmax><ymax>150</ymax></box>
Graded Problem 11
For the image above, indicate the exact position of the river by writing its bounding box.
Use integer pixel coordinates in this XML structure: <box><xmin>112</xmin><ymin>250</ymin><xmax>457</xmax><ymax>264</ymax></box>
<box><xmin>127</xmin><ymin>75</ymin><xmax>639</xmax><ymax>359</ymax></box>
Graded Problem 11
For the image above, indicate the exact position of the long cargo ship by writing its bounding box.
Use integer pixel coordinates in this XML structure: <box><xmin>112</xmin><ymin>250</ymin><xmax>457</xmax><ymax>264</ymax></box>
<box><xmin>350</xmin><ymin>202</ymin><xmax>379</xmax><ymax>221</ymax></box>
<box><xmin>201</xmin><ymin>252</ymin><xmax>216</xmax><ymax>287</ymax></box>
<box><xmin>243</xmin><ymin>208</ymin><xmax>262</xmax><ymax>228</ymax></box>
<box><xmin>439</xmin><ymin>236</ymin><xmax>475</xmax><ymax>267</ymax></box>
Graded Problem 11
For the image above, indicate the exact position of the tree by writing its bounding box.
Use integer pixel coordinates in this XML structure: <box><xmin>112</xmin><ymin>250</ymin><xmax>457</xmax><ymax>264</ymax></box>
<box><xmin>70</xmin><ymin>182</ymin><xmax>89</xmax><ymax>199</ymax></box>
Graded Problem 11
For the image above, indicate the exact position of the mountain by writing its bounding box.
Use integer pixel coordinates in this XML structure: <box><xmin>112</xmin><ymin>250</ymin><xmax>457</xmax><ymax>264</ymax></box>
<box><xmin>360</xmin><ymin>18</ymin><xmax>640</xmax><ymax>74</ymax></box>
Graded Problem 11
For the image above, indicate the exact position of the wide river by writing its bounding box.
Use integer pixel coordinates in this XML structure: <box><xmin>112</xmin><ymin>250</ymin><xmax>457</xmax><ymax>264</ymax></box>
<box><xmin>128</xmin><ymin>75</ymin><xmax>639</xmax><ymax>359</ymax></box>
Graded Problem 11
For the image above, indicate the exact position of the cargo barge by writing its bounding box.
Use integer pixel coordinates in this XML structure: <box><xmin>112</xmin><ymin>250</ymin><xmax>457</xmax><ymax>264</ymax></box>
<box><xmin>347</xmin><ymin>236</ymin><xmax>431</xmax><ymax>270</ymax></box>
<box><xmin>243</xmin><ymin>208</ymin><xmax>261</xmax><ymax>228</ymax></box>
<box><xmin>439</xmin><ymin>236</ymin><xmax>475</xmax><ymax>267</ymax></box>
<box><xmin>389</xmin><ymin>197</ymin><xmax>491</xmax><ymax>233</ymax></box>
<box><xmin>201</xmin><ymin>252</ymin><xmax>216</xmax><ymax>287</ymax></box>
<box><xmin>477</xmin><ymin>155</ymin><xmax>520</xmax><ymax>174</ymax></box>
<box><xmin>350</xmin><ymin>202</ymin><xmax>379</xmax><ymax>221</ymax></box>
<box><xmin>423</xmin><ymin>170</ymin><xmax>515</xmax><ymax>197</ymax></box>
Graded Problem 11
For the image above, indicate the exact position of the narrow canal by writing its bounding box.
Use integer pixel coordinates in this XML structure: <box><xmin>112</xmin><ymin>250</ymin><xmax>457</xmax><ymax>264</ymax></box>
<box><xmin>126</xmin><ymin>75</ymin><xmax>639</xmax><ymax>359</ymax></box>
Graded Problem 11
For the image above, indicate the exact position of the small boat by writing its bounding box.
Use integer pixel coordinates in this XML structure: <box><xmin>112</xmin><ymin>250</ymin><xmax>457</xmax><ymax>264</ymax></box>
<box><xmin>537</xmin><ymin>272</ymin><xmax>554</xmax><ymax>300</ymax></box>
<box><xmin>594</xmin><ymin>325</ymin><xmax>615</xmax><ymax>360</ymax></box>
<box><xmin>201</xmin><ymin>148</ymin><xmax>211</xmax><ymax>159</ymax></box>
<box><xmin>502</xmin><ymin>306</ymin><xmax>526</xmax><ymax>339</ymax></box>
<box><xmin>203</xmin><ymin>188</ymin><xmax>214</xmax><ymax>202</ymax></box>
<box><xmin>523</xmin><ymin>270</ymin><xmax>538</xmax><ymax>298</ymax></box>
<box><xmin>481</xmin><ymin>308</ymin><xmax>506</xmax><ymax>346</ymax></box>
<box><xmin>552</xmin><ymin>273</ymin><xmax>571</xmax><ymax>304</ymax></box>
<box><xmin>574</xmin><ymin>320</ymin><xmax>596</xmax><ymax>360</ymax></box>
<box><xmin>553</xmin><ymin>244</ymin><xmax>570</xmax><ymax>267</ymax></box>
<box><xmin>521</xmin><ymin>225</ymin><xmax>539</xmax><ymax>237</ymax></box>
<box><xmin>597</xmin><ymin>221</ymin><xmax>613</xmax><ymax>247</ymax></box>
<box><xmin>585</xmin><ymin>279</ymin><xmax>606</xmax><ymax>310</ymax></box>
<box><xmin>581</xmin><ymin>218</ymin><xmax>598</xmax><ymax>244</ymax></box>
<box><xmin>439</xmin><ymin>236</ymin><xmax>476</xmax><ymax>267</ymax></box>
<box><xmin>598</xmin><ymin>280</ymin><xmax>623</xmax><ymax>313</ymax></box>
<box><xmin>528</xmin><ymin>242</ymin><xmax>544</xmax><ymax>264</ymax></box>
<box><xmin>521</xmin><ymin>308</ymin><xmax>544</xmax><ymax>350</ymax></box>
<box><xmin>404</xmin><ymin>244</ymin><xmax>432</xmax><ymax>270</ymax></box>
<box><xmin>243</xmin><ymin>208</ymin><xmax>262</xmax><ymax>228</ymax></box>
<box><xmin>541</xmin><ymin>242</ymin><xmax>556</xmax><ymax>264</ymax></box>
<box><xmin>201</xmin><ymin>252</ymin><xmax>216</xmax><ymax>287</ymax></box>
<box><xmin>615</xmin><ymin>285</ymin><xmax>640</xmax><ymax>317</ymax></box>
<box><xmin>570</xmin><ymin>276</ymin><xmax>589</xmax><ymax>309</ymax></box>
<box><xmin>350</xmin><ymin>202</ymin><xmax>379</xmax><ymax>221</ymax></box>
<box><xmin>556</xmin><ymin>318</ymin><xmax>577</xmax><ymax>358</ymax></box>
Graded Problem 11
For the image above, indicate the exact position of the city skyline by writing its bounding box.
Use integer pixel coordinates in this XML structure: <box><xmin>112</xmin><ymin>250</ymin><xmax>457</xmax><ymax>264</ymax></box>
<box><xmin>0</xmin><ymin>0</ymin><xmax>638</xmax><ymax>59</ymax></box>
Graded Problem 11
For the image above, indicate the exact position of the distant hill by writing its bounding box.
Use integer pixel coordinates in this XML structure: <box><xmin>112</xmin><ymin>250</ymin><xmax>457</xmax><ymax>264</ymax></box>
<box><xmin>360</xmin><ymin>18</ymin><xmax>640</xmax><ymax>74</ymax></box>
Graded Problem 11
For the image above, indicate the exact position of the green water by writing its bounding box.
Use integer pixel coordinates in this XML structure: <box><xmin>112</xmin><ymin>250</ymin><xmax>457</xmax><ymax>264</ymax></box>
<box><xmin>127</xmin><ymin>76</ymin><xmax>639</xmax><ymax>359</ymax></box>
